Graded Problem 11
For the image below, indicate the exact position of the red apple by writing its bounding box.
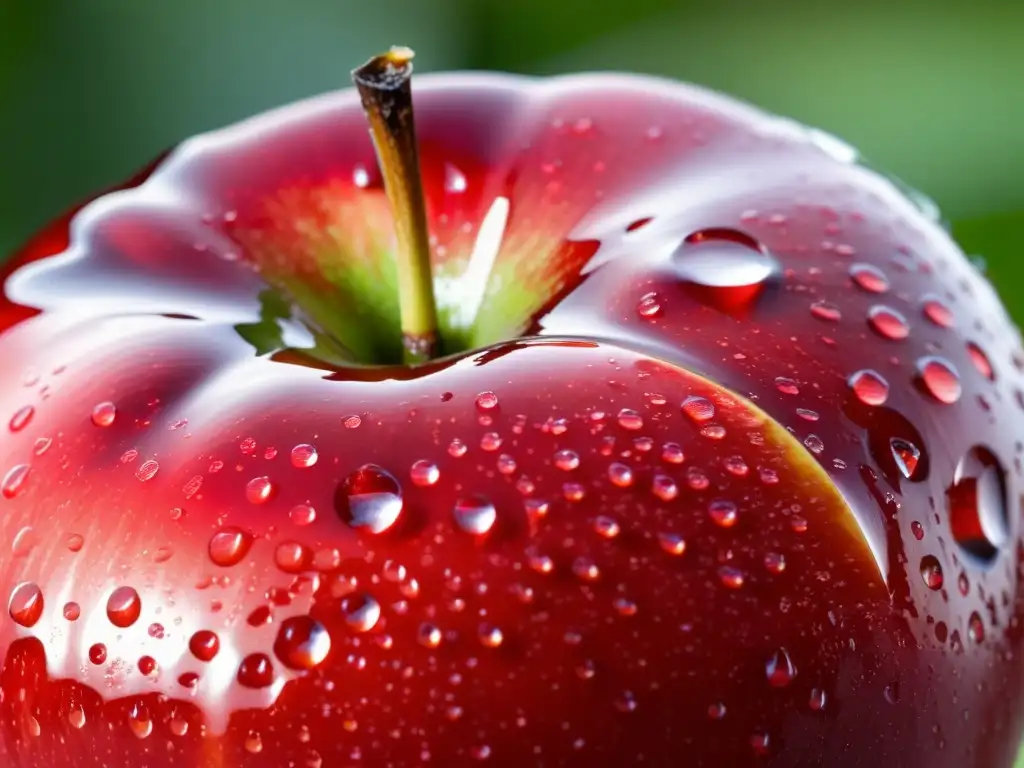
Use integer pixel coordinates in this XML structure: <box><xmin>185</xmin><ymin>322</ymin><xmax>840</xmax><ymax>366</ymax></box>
<box><xmin>1</xmin><ymin>49</ymin><xmax>1023</xmax><ymax>767</ymax></box>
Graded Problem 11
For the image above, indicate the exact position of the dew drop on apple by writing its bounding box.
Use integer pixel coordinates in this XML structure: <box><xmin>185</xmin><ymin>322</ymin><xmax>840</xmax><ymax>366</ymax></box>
<box><xmin>448</xmin><ymin>438</ymin><xmax>467</xmax><ymax>458</ymax></box>
<box><xmin>809</xmin><ymin>688</ymin><xmax>827</xmax><ymax>711</ymax></box>
<box><xmin>890</xmin><ymin>438</ymin><xmax>922</xmax><ymax>480</ymax></box>
<box><xmin>475</xmin><ymin>391</ymin><xmax>499</xmax><ymax>411</ymax></box>
<box><xmin>274</xmin><ymin>615</ymin><xmax>331</xmax><ymax>670</ymax></box>
<box><xmin>244</xmin><ymin>732</ymin><xmax>264</xmax><ymax>754</ymax></box>
<box><xmin>765</xmin><ymin>647</ymin><xmax>797</xmax><ymax>687</ymax></box>
<box><xmin>651</xmin><ymin>474</ymin><xmax>678</xmax><ymax>501</ymax></box>
<box><xmin>922</xmin><ymin>296</ymin><xmax>955</xmax><ymax>328</ymax></box>
<box><xmin>636</xmin><ymin>292</ymin><xmax>662</xmax><ymax>319</ymax></box>
<box><xmin>920</xmin><ymin>555</ymin><xmax>944</xmax><ymax>590</ymax></box>
<box><xmin>496</xmin><ymin>453</ymin><xmax>517</xmax><ymax>475</ymax></box>
<box><xmin>237</xmin><ymin>653</ymin><xmax>274</xmax><ymax>688</ymax></box>
<box><xmin>911</xmin><ymin>520</ymin><xmax>925</xmax><ymax>540</ymax></box>
<box><xmin>410</xmin><ymin>459</ymin><xmax>440</xmax><ymax>487</ymax></box>
<box><xmin>947</xmin><ymin>445</ymin><xmax>1008</xmax><ymax>561</ymax></box>
<box><xmin>709</xmin><ymin>499</ymin><xmax>738</xmax><ymax>528</ymax></box>
<box><xmin>343</xmin><ymin>415</ymin><xmax>362</xmax><ymax>429</ymax></box>
<box><xmin>810</xmin><ymin>300</ymin><xmax>842</xmax><ymax>322</ymax></box>
<box><xmin>135</xmin><ymin>459</ymin><xmax>159</xmax><ymax>482</ymax></box>
<box><xmin>661</xmin><ymin>442</ymin><xmax>684</xmax><ymax>464</ymax></box>
<box><xmin>554</xmin><ymin>449</ymin><xmax>580</xmax><ymax>471</ymax></box>
<box><xmin>968</xmin><ymin>612</ymin><xmax>985</xmax><ymax>643</ymax></box>
<box><xmin>849</xmin><ymin>369</ymin><xmax>889</xmax><ymax>406</ymax></box>
<box><xmin>671</xmin><ymin>228</ymin><xmax>778</xmax><ymax>309</ymax></box>
<box><xmin>617</xmin><ymin>408</ymin><xmax>643</xmax><ymax>430</ymax></box>
<box><xmin>1</xmin><ymin>463</ymin><xmax>31</xmax><ymax>499</ymax></box>
<box><xmin>89</xmin><ymin>643</ymin><xmax>107</xmax><ymax>665</ymax></box>
<box><xmin>764</xmin><ymin>552</ymin><xmax>786</xmax><ymax>573</ymax></box>
<box><xmin>658</xmin><ymin>532</ymin><xmax>686</xmax><ymax>556</ymax></box>
<box><xmin>290</xmin><ymin>443</ymin><xmax>318</xmax><ymax>468</ymax></box>
<box><xmin>916</xmin><ymin>356</ymin><xmax>961</xmax><ymax>404</ymax></box>
<box><xmin>341</xmin><ymin>593</ymin><xmax>381</xmax><ymax>632</ymax></box>
<box><xmin>453</xmin><ymin>495</ymin><xmax>497</xmax><ymax>536</ymax></box>
<box><xmin>479</xmin><ymin>624</ymin><xmax>504</xmax><ymax>648</ymax></box>
<box><xmin>687</xmin><ymin>467</ymin><xmax>709</xmax><ymax>490</ymax></box>
<box><xmin>803</xmin><ymin>434</ymin><xmax>824</xmax><ymax>454</ymax></box>
<box><xmin>68</xmin><ymin>706</ymin><xmax>86</xmax><ymax>729</ymax></box>
<box><xmin>573</xmin><ymin>557</ymin><xmax>600</xmax><ymax>582</ymax></box>
<box><xmin>774</xmin><ymin>376</ymin><xmax>800</xmax><ymax>395</ymax></box>
<box><xmin>337</xmin><ymin>464</ymin><xmax>404</xmax><ymax>534</ymax></box>
<box><xmin>8</xmin><ymin>581</ymin><xmax>43</xmax><ymax>627</ymax></box>
<box><xmin>8</xmin><ymin>404</ymin><xmax>34</xmax><ymax>432</ymax></box>
<box><xmin>246</xmin><ymin>475</ymin><xmax>274</xmax><ymax>504</ymax></box>
<box><xmin>707</xmin><ymin>702</ymin><xmax>727</xmax><ymax>720</ymax></box>
<box><xmin>189</xmin><ymin>629</ymin><xmax>220</xmax><ymax>661</ymax></box>
<box><xmin>480</xmin><ymin>432</ymin><xmax>502</xmax><ymax>451</ymax></box>
<box><xmin>418</xmin><ymin>622</ymin><xmax>442</xmax><ymax>648</ymax></box>
<box><xmin>718</xmin><ymin>565</ymin><xmax>744</xmax><ymax>589</ymax></box>
<box><xmin>607</xmin><ymin>462</ymin><xmax>633</xmax><ymax>487</ymax></box>
<box><xmin>128</xmin><ymin>702</ymin><xmax>152</xmax><ymax>739</ymax></box>
<box><xmin>63</xmin><ymin>601</ymin><xmax>80</xmax><ymax>621</ymax></box>
<box><xmin>966</xmin><ymin>342</ymin><xmax>994</xmax><ymax>380</ymax></box>
<box><xmin>275</xmin><ymin>541</ymin><xmax>312</xmax><ymax>573</ymax></box>
<box><xmin>849</xmin><ymin>263</ymin><xmax>890</xmax><ymax>293</ymax></box>
<box><xmin>106</xmin><ymin>586</ymin><xmax>141</xmax><ymax>628</ymax></box>
<box><xmin>681</xmin><ymin>395</ymin><xmax>715</xmax><ymax>423</ymax></box>
<box><xmin>289</xmin><ymin>503</ymin><xmax>316</xmax><ymax>526</ymax></box>
<box><xmin>90</xmin><ymin>401</ymin><xmax>116</xmax><ymax>427</ymax></box>
<box><xmin>867</xmin><ymin>305</ymin><xmax>910</xmax><ymax>340</ymax></box>
<box><xmin>208</xmin><ymin>527</ymin><xmax>253</xmax><ymax>567</ymax></box>
<box><xmin>593</xmin><ymin>515</ymin><xmax>620</xmax><ymax>538</ymax></box>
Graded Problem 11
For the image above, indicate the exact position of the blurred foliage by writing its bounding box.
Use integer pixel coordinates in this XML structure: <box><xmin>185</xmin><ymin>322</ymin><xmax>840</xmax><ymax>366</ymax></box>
<box><xmin>0</xmin><ymin>0</ymin><xmax>1021</xmax><ymax>313</ymax></box>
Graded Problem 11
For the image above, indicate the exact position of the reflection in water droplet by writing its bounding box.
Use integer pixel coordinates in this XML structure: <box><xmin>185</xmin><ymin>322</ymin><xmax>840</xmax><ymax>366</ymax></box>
<box><xmin>810</xmin><ymin>301</ymin><xmax>841</xmax><ymax>322</ymax></box>
<box><xmin>765</xmin><ymin>648</ymin><xmax>797</xmax><ymax>687</ymax></box>
<box><xmin>593</xmin><ymin>516</ymin><xmax>621</xmax><ymax>539</ymax></box>
<box><xmin>418</xmin><ymin>623</ymin><xmax>442</xmax><ymax>648</ymax></box>
<box><xmin>910</xmin><ymin>521</ymin><xmax>925</xmax><ymax>540</ymax></box>
<box><xmin>8</xmin><ymin>582</ymin><xmax>43</xmax><ymax>627</ymax></box>
<box><xmin>681</xmin><ymin>395</ymin><xmax>715</xmax><ymax>423</ymax></box>
<box><xmin>966</xmin><ymin>342</ymin><xmax>995</xmax><ymax>380</ymax></box>
<box><xmin>919</xmin><ymin>555</ymin><xmax>944</xmax><ymax>590</ymax></box>
<box><xmin>237</xmin><ymin>653</ymin><xmax>274</xmax><ymax>688</ymax></box>
<box><xmin>274</xmin><ymin>615</ymin><xmax>331</xmax><ymax>670</ymax></box>
<box><xmin>554</xmin><ymin>449</ymin><xmax>580</xmax><ymax>471</ymax></box>
<box><xmin>867</xmin><ymin>305</ymin><xmax>910</xmax><ymax>340</ymax></box>
<box><xmin>890</xmin><ymin>438</ymin><xmax>922</xmax><ymax>480</ymax></box>
<box><xmin>453</xmin><ymin>495</ymin><xmax>497</xmax><ymax>535</ymax></box>
<box><xmin>708</xmin><ymin>499</ymin><xmax>738</xmax><ymax>528</ymax></box>
<box><xmin>636</xmin><ymin>292</ymin><xmax>662</xmax><ymax>319</ymax></box>
<box><xmin>809</xmin><ymin>688</ymin><xmax>827</xmax><ymax>711</ymax></box>
<box><xmin>848</xmin><ymin>369</ymin><xmax>889</xmax><ymax>406</ymax></box>
<box><xmin>290</xmin><ymin>444</ymin><xmax>318</xmax><ymax>468</ymax></box>
<box><xmin>672</xmin><ymin>228</ymin><xmax>778</xmax><ymax>312</ymax></box>
<box><xmin>209</xmin><ymin>527</ymin><xmax>253</xmax><ymax>567</ymax></box>
<box><xmin>475</xmin><ymin>391</ymin><xmax>499</xmax><ymax>411</ymax></box>
<box><xmin>916</xmin><ymin>357</ymin><xmax>961</xmax><ymax>404</ymax></box>
<box><xmin>718</xmin><ymin>566</ymin><xmax>744</xmax><ymax>589</ymax></box>
<box><xmin>849</xmin><ymin>263</ymin><xmax>890</xmax><ymax>293</ymax></box>
<box><xmin>246</xmin><ymin>475</ymin><xmax>274</xmax><ymax>504</ymax></box>
<box><xmin>337</xmin><ymin>464</ymin><xmax>403</xmax><ymax>534</ymax></box>
<box><xmin>106</xmin><ymin>586</ymin><xmax>142</xmax><ymax>628</ymax></box>
<box><xmin>607</xmin><ymin>462</ymin><xmax>634</xmax><ymax>487</ymax></box>
<box><xmin>968</xmin><ymin>612</ymin><xmax>985</xmax><ymax>644</ymax></box>
<box><xmin>189</xmin><ymin>630</ymin><xmax>220</xmax><ymax>662</ymax></box>
<box><xmin>89</xmin><ymin>643</ymin><xmax>107</xmax><ymax>665</ymax></box>
<box><xmin>922</xmin><ymin>296</ymin><xmax>954</xmax><ymax>328</ymax></box>
<box><xmin>91</xmin><ymin>401</ymin><xmax>117</xmax><ymax>427</ymax></box>
<box><xmin>410</xmin><ymin>459</ymin><xmax>440</xmax><ymax>487</ymax></box>
<box><xmin>135</xmin><ymin>459</ymin><xmax>159</xmax><ymax>482</ymax></box>
<box><xmin>341</xmin><ymin>594</ymin><xmax>381</xmax><ymax>632</ymax></box>
<box><xmin>948</xmin><ymin>446</ymin><xmax>1008</xmax><ymax>564</ymax></box>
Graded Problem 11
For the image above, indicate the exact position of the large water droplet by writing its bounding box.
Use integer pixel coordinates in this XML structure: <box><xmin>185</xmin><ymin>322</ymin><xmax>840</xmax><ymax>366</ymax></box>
<box><xmin>2</xmin><ymin>463</ymin><xmax>31</xmax><ymax>499</ymax></box>
<box><xmin>867</xmin><ymin>305</ymin><xmax>909</xmax><ymax>340</ymax></box>
<box><xmin>681</xmin><ymin>395</ymin><xmax>715</xmax><ymax>423</ymax></box>
<box><xmin>341</xmin><ymin>594</ymin><xmax>381</xmax><ymax>632</ymax></box>
<box><xmin>966</xmin><ymin>342</ymin><xmax>995</xmax><ymax>380</ymax></box>
<box><xmin>916</xmin><ymin>357</ymin><xmax>961</xmax><ymax>404</ymax></box>
<box><xmin>948</xmin><ymin>446</ymin><xmax>1008</xmax><ymax>564</ymax></box>
<box><xmin>237</xmin><ymin>653</ymin><xmax>274</xmax><ymax>688</ymax></box>
<box><xmin>274</xmin><ymin>615</ymin><xmax>331</xmax><ymax>670</ymax></box>
<box><xmin>672</xmin><ymin>228</ymin><xmax>778</xmax><ymax>312</ymax></box>
<box><xmin>209</xmin><ymin>527</ymin><xmax>253</xmax><ymax>567</ymax></box>
<box><xmin>290</xmin><ymin>444</ymin><xmax>318</xmax><ymax>468</ymax></box>
<box><xmin>410</xmin><ymin>459</ymin><xmax>440</xmax><ymax>487</ymax></box>
<box><xmin>337</xmin><ymin>464</ymin><xmax>403</xmax><ymax>534</ymax></box>
<box><xmin>848</xmin><ymin>369</ymin><xmax>889</xmax><ymax>406</ymax></box>
<box><xmin>890</xmin><ymin>438</ymin><xmax>922</xmax><ymax>480</ymax></box>
<box><xmin>91</xmin><ymin>401</ymin><xmax>117</xmax><ymax>427</ymax></box>
<box><xmin>919</xmin><ymin>555</ymin><xmax>944</xmax><ymax>590</ymax></box>
<box><xmin>8</xmin><ymin>582</ymin><xmax>43</xmax><ymax>627</ymax></box>
<box><xmin>189</xmin><ymin>630</ymin><xmax>220</xmax><ymax>662</ymax></box>
<box><xmin>849</xmin><ymin>263</ymin><xmax>889</xmax><ymax>293</ymax></box>
<box><xmin>106</xmin><ymin>586</ymin><xmax>141</xmax><ymax>627</ymax></box>
<box><xmin>246</xmin><ymin>475</ymin><xmax>274</xmax><ymax>504</ymax></box>
<box><xmin>765</xmin><ymin>648</ymin><xmax>797</xmax><ymax>687</ymax></box>
<box><xmin>453</xmin><ymin>495</ymin><xmax>497</xmax><ymax>536</ymax></box>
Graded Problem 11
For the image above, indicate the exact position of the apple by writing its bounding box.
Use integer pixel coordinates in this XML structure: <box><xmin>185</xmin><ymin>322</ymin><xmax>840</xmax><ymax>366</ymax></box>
<box><xmin>1</xmin><ymin>47</ymin><xmax>1022</xmax><ymax>767</ymax></box>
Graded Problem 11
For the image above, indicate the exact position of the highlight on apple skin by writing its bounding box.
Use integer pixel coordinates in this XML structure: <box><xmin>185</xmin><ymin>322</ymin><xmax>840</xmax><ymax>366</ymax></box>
<box><xmin>1</xmin><ymin>47</ymin><xmax>1022</xmax><ymax>767</ymax></box>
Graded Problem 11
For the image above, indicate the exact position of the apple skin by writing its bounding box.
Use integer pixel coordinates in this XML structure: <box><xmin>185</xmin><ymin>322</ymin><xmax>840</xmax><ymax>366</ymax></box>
<box><xmin>1</xmin><ymin>72</ymin><xmax>1023</xmax><ymax>767</ymax></box>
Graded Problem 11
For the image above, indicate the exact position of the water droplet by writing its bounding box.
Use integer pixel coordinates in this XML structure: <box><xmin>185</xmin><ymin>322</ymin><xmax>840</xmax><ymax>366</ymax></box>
<box><xmin>884</xmin><ymin>681</ymin><xmax>900</xmax><ymax>704</ymax></box>
<box><xmin>593</xmin><ymin>516</ymin><xmax>621</xmax><ymax>538</ymax></box>
<box><xmin>968</xmin><ymin>612</ymin><xmax>985</xmax><ymax>643</ymax></box>
<box><xmin>129</xmin><ymin>702</ymin><xmax>152</xmax><ymax>739</ymax></box>
<box><xmin>135</xmin><ymin>459</ymin><xmax>159</xmax><ymax>482</ymax></box>
<box><xmin>244</xmin><ymin>732</ymin><xmax>263</xmax><ymax>754</ymax></box>
<box><xmin>573</xmin><ymin>557</ymin><xmax>601</xmax><ymax>581</ymax></box>
<box><xmin>337</xmin><ymin>464</ymin><xmax>403</xmax><ymax>534</ymax></box>
<box><xmin>343</xmin><ymin>415</ymin><xmax>362</xmax><ymax>429</ymax></box>
<box><xmin>106</xmin><ymin>586</ymin><xmax>141</xmax><ymax>627</ymax></box>
<box><xmin>417</xmin><ymin>622</ymin><xmax>442</xmax><ymax>648</ymax></box>
<box><xmin>448</xmin><ymin>438</ymin><xmax>468</xmax><ymax>458</ymax></box>
<box><xmin>922</xmin><ymin>296</ymin><xmax>954</xmax><ymax>328</ymax></box>
<box><xmin>718</xmin><ymin>566</ymin><xmax>744</xmax><ymax>589</ymax></box>
<box><xmin>246</xmin><ymin>475</ymin><xmax>274</xmax><ymax>504</ymax></box>
<box><xmin>209</xmin><ymin>527</ymin><xmax>253</xmax><ymax>567</ymax></box>
<box><xmin>948</xmin><ymin>446</ymin><xmax>1008</xmax><ymax>563</ymax></box>
<box><xmin>2</xmin><ymin>463</ymin><xmax>31</xmax><ymax>498</ymax></box>
<box><xmin>850</xmin><ymin>263</ymin><xmax>890</xmax><ymax>293</ymax></box>
<box><xmin>138</xmin><ymin>655</ymin><xmax>158</xmax><ymax>676</ymax></box>
<box><xmin>275</xmin><ymin>541</ymin><xmax>312</xmax><ymax>573</ymax></box>
<box><xmin>554</xmin><ymin>449</ymin><xmax>580</xmax><ymax>471</ymax></box>
<box><xmin>966</xmin><ymin>342</ymin><xmax>994</xmax><ymax>380</ymax></box>
<box><xmin>341</xmin><ymin>594</ymin><xmax>381</xmax><ymax>632</ymax></box>
<box><xmin>916</xmin><ymin>357</ymin><xmax>961</xmax><ymax>404</ymax></box>
<box><xmin>475</xmin><ymin>391</ymin><xmax>499</xmax><ymax>411</ymax></box>
<box><xmin>290</xmin><ymin>444</ymin><xmax>318</xmax><ymax>468</ymax></box>
<box><xmin>289</xmin><ymin>503</ymin><xmax>316</xmax><ymax>526</ymax></box>
<box><xmin>480</xmin><ymin>432</ymin><xmax>502</xmax><ymax>451</ymax></box>
<box><xmin>764</xmin><ymin>552</ymin><xmax>786</xmax><ymax>574</ymax></box>
<box><xmin>701</xmin><ymin>424</ymin><xmax>726</xmax><ymax>440</ymax></box>
<box><xmin>810</xmin><ymin>300</ymin><xmax>841</xmax><ymax>322</ymax></box>
<box><xmin>478</xmin><ymin>624</ymin><xmax>504</xmax><ymax>648</ymax></box>
<box><xmin>707</xmin><ymin>702</ymin><xmax>727</xmax><ymax>720</ymax></box>
<box><xmin>8</xmin><ymin>405</ymin><xmax>34</xmax><ymax>432</ymax></box>
<box><xmin>920</xmin><ymin>555</ymin><xmax>944</xmax><ymax>590</ymax></box>
<box><xmin>658</xmin><ymin>532</ymin><xmax>686</xmax><ymax>556</ymax></box>
<box><xmin>63</xmin><ymin>601</ymin><xmax>80</xmax><ymax>621</ymax></box>
<box><xmin>724</xmin><ymin>455</ymin><xmax>750</xmax><ymax>475</ymax></box>
<box><xmin>237</xmin><ymin>653</ymin><xmax>274</xmax><ymax>688</ymax></box>
<box><xmin>681</xmin><ymin>395</ymin><xmax>715</xmax><ymax>423</ymax></box>
<box><xmin>607</xmin><ymin>462</ymin><xmax>633</xmax><ymax>487</ymax></box>
<box><xmin>765</xmin><ymin>648</ymin><xmax>797</xmax><ymax>687</ymax></box>
<box><xmin>651</xmin><ymin>474</ymin><xmax>678</xmax><ymax>501</ymax></box>
<box><xmin>410</xmin><ymin>459</ymin><xmax>440</xmax><ymax>487</ymax></box>
<box><xmin>8</xmin><ymin>582</ymin><xmax>43</xmax><ymax>627</ymax></box>
<box><xmin>661</xmin><ymin>443</ymin><xmax>684</xmax><ymax>464</ymax></box>
<box><xmin>750</xmin><ymin>731</ymin><xmax>771</xmax><ymax>756</ymax></box>
<box><xmin>911</xmin><ymin>520</ymin><xmax>925</xmax><ymax>540</ymax></box>
<box><xmin>809</xmin><ymin>688</ymin><xmax>827</xmax><ymax>711</ymax></box>
<box><xmin>890</xmin><ymin>438</ymin><xmax>922</xmax><ymax>480</ymax></box>
<box><xmin>68</xmin><ymin>706</ymin><xmax>86</xmax><ymax>729</ymax></box>
<box><xmin>616</xmin><ymin>408</ymin><xmax>644</xmax><ymax>431</ymax></box>
<box><xmin>848</xmin><ymin>369</ymin><xmax>889</xmax><ymax>406</ymax></box>
<box><xmin>774</xmin><ymin>377</ymin><xmax>799</xmax><ymax>396</ymax></box>
<box><xmin>636</xmin><ymin>292</ymin><xmax>662</xmax><ymax>319</ymax></box>
<box><xmin>89</xmin><ymin>643</ymin><xmax>107</xmax><ymax>665</ymax></box>
<box><xmin>803</xmin><ymin>434</ymin><xmax>824</xmax><ymax>454</ymax></box>
<box><xmin>444</xmin><ymin>163</ymin><xmax>467</xmax><ymax>193</ymax></box>
<box><xmin>708</xmin><ymin>499</ymin><xmax>738</xmax><ymax>528</ymax></box>
<box><xmin>189</xmin><ymin>630</ymin><xmax>220</xmax><ymax>661</ymax></box>
<box><xmin>91</xmin><ymin>401</ymin><xmax>117</xmax><ymax>427</ymax></box>
<box><xmin>867</xmin><ymin>305</ymin><xmax>910</xmax><ymax>340</ymax></box>
<box><xmin>453</xmin><ymin>495</ymin><xmax>497</xmax><ymax>536</ymax></box>
<box><xmin>672</xmin><ymin>228</ymin><xmax>778</xmax><ymax>311</ymax></box>
<box><xmin>274</xmin><ymin>615</ymin><xmax>331</xmax><ymax>669</ymax></box>
<box><xmin>33</xmin><ymin>437</ymin><xmax>51</xmax><ymax>456</ymax></box>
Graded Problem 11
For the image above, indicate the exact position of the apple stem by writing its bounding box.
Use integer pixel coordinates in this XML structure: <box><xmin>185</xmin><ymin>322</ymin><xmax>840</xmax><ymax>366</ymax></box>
<box><xmin>352</xmin><ymin>46</ymin><xmax>439</xmax><ymax>364</ymax></box>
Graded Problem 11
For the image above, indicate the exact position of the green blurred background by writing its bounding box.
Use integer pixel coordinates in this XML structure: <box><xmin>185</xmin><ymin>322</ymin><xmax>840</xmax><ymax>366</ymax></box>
<box><xmin>0</xmin><ymin>0</ymin><xmax>1023</xmax><ymax>761</ymax></box>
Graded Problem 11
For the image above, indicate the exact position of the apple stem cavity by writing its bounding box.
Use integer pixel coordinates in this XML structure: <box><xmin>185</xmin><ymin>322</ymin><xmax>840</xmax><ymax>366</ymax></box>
<box><xmin>352</xmin><ymin>46</ymin><xmax>440</xmax><ymax>364</ymax></box>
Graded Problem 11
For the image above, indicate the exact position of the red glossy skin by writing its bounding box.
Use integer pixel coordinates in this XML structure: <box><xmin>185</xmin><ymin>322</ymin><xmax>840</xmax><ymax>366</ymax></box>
<box><xmin>1</xmin><ymin>73</ymin><xmax>1023</xmax><ymax>767</ymax></box>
